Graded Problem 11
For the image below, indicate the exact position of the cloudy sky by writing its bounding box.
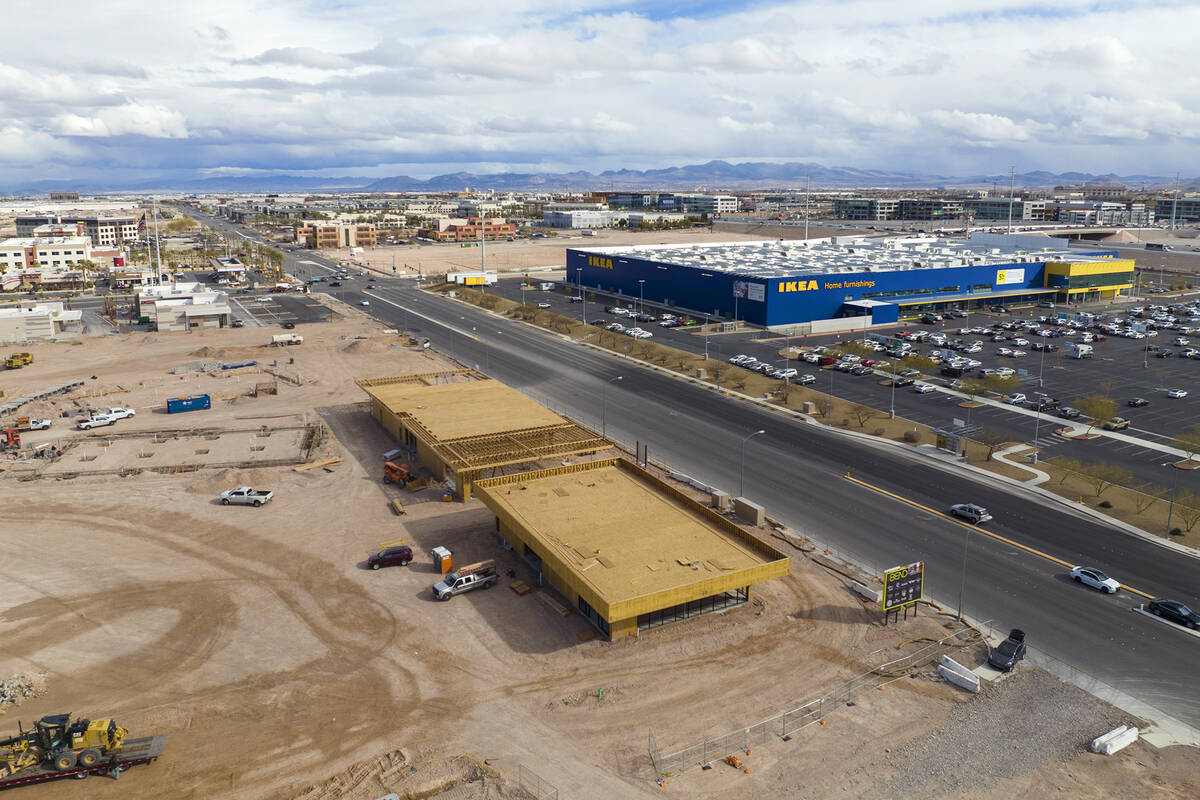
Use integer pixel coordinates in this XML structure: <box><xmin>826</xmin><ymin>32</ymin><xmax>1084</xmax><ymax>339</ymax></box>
<box><xmin>1</xmin><ymin>0</ymin><xmax>1197</xmax><ymax>186</ymax></box>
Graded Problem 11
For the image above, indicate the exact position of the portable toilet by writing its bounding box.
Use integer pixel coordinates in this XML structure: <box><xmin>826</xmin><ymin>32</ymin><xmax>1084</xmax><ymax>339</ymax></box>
<box><xmin>431</xmin><ymin>546</ymin><xmax>452</xmax><ymax>574</ymax></box>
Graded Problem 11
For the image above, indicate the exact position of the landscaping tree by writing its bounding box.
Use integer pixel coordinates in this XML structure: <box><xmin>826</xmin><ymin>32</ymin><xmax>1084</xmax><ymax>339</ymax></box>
<box><xmin>975</xmin><ymin>430</ymin><xmax>1010</xmax><ymax>461</ymax></box>
<box><xmin>851</xmin><ymin>403</ymin><xmax>875</xmax><ymax>428</ymax></box>
<box><xmin>815</xmin><ymin>397</ymin><xmax>832</xmax><ymax>419</ymax></box>
<box><xmin>1047</xmin><ymin>456</ymin><xmax>1082</xmax><ymax>486</ymax></box>
<box><xmin>841</xmin><ymin>341</ymin><xmax>874</xmax><ymax>358</ymax></box>
<box><xmin>984</xmin><ymin>374</ymin><xmax>1021</xmax><ymax>396</ymax></box>
<box><xmin>1079</xmin><ymin>462</ymin><xmax>1132</xmax><ymax>498</ymax></box>
<box><xmin>1171</xmin><ymin>490</ymin><xmax>1200</xmax><ymax>532</ymax></box>
<box><xmin>1075</xmin><ymin>394</ymin><xmax>1117</xmax><ymax>434</ymax></box>
<box><xmin>1133</xmin><ymin>484</ymin><xmax>1168</xmax><ymax>515</ymax></box>
<box><xmin>1172</xmin><ymin>423</ymin><xmax>1200</xmax><ymax>463</ymax></box>
<box><xmin>958</xmin><ymin>378</ymin><xmax>989</xmax><ymax>404</ymax></box>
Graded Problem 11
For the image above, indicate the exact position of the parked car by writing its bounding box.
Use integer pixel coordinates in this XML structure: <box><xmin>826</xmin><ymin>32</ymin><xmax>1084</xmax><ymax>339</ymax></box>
<box><xmin>850</xmin><ymin>365</ymin><xmax>872</xmax><ymax>376</ymax></box>
<box><xmin>913</xmin><ymin>383</ymin><xmax>935</xmax><ymax>394</ymax></box>
<box><xmin>1069</xmin><ymin>565</ymin><xmax>1120</xmax><ymax>594</ymax></box>
<box><xmin>796</xmin><ymin>374</ymin><xmax>817</xmax><ymax>385</ymax></box>
<box><xmin>1058</xmin><ymin>406</ymin><xmax>1080</xmax><ymax>419</ymax></box>
<box><xmin>219</xmin><ymin>487</ymin><xmax>274</xmax><ymax>507</ymax></box>
<box><xmin>104</xmin><ymin>407</ymin><xmax>136</xmax><ymax>420</ymax></box>
<box><xmin>329</xmin><ymin>281</ymin><xmax>342</xmax><ymax>287</ymax></box>
<box><xmin>282</xmin><ymin>321</ymin><xmax>296</xmax><ymax>329</ymax></box>
<box><xmin>432</xmin><ymin>560</ymin><xmax>498</xmax><ymax>600</ymax></box>
<box><xmin>1002</xmin><ymin>393</ymin><xmax>1026</xmax><ymax>405</ymax></box>
<box><xmin>987</xmin><ymin>629</ymin><xmax>1027</xmax><ymax>672</ymax></box>
<box><xmin>1101</xmin><ymin>417</ymin><xmax>1130</xmax><ymax>431</ymax></box>
<box><xmin>1128</xmin><ymin>397</ymin><xmax>1149</xmax><ymax>407</ymax></box>
<box><xmin>77</xmin><ymin>414</ymin><xmax>116</xmax><ymax>430</ymax></box>
<box><xmin>367</xmin><ymin>544</ymin><xmax>413</xmax><ymax>570</ymax></box>
<box><xmin>892</xmin><ymin>376</ymin><xmax>915</xmax><ymax>387</ymax></box>
<box><xmin>1146</xmin><ymin>599</ymin><xmax>1200</xmax><ymax>629</ymax></box>
<box><xmin>949</xmin><ymin>503</ymin><xmax>992</xmax><ymax>524</ymax></box>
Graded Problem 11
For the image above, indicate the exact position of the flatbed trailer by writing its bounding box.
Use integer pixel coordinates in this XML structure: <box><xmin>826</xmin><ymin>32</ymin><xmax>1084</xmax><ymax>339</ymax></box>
<box><xmin>0</xmin><ymin>735</ymin><xmax>166</xmax><ymax>790</ymax></box>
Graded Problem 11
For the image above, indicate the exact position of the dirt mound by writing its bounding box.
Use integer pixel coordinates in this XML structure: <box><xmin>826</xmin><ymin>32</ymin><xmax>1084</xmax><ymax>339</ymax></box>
<box><xmin>190</xmin><ymin>346</ymin><xmax>228</xmax><ymax>359</ymax></box>
<box><xmin>293</xmin><ymin>753</ymin><xmax>517</xmax><ymax>800</ymax></box>
<box><xmin>186</xmin><ymin>465</ymin><xmax>281</xmax><ymax>495</ymax></box>
<box><xmin>340</xmin><ymin>338</ymin><xmax>392</xmax><ymax>355</ymax></box>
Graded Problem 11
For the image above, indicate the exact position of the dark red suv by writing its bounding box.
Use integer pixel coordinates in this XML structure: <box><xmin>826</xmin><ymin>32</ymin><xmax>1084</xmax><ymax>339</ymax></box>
<box><xmin>368</xmin><ymin>545</ymin><xmax>413</xmax><ymax>570</ymax></box>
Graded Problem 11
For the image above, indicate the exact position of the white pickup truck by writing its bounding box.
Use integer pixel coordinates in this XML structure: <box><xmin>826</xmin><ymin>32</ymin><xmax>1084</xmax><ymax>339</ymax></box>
<box><xmin>77</xmin><ymin>407</ymin><xmax>136</xmax><ymax>430</ymax></box>
<box><xmin>219</xmin><ymin>487</ymin><xmax>274</xmax><ymax>507</ymax></box>
<box><xmin>431</xmin><ymin>560</ymin><xmax>498</xmax><ymax>600</ymax></box>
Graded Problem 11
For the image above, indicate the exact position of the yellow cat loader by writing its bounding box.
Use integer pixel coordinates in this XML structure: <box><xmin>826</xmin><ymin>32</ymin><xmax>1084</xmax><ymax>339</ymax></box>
<box><xmin>4</xmin><ymin>352</ymin><xmax>32</xmax><ymax>369</ymax></box>
<box><xmin>0</xmin><ymin>713</ymin><xmax>165</xmax><ymax>788</ymax></box>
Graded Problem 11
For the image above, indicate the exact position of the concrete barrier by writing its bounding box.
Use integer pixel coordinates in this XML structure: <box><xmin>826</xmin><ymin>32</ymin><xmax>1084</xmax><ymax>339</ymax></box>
<box><xmin>938</xmin><ymin>654</ymin><xmax>980</xmax><ymax>693</ymax></box>
<box><xmin>1090</xmin><ymin>724</ymin><xmax>1138</xmax><ymax>755</ymax></box>
<box><xmin>850</xmin><ymin>581</ymin><xmax>880</xmax><ymax>602</ymax></box>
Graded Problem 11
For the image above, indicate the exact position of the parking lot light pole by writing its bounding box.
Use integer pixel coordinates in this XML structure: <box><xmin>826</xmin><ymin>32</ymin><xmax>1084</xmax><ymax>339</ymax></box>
<box><xmin>577</xmin><ymin>268</ymin><xmax>585</xmax><ymax>324</ymax></box>
<box><xmin>602</xmin><ymin>375</ymin><xmax>623</xmax><ymax>439</ymax></box>
<box><xmin>957</xmin><ymin>525</ymin><xmax>971</xmax><ymax>623</ymax></box>
<box><xmin>738</xmin><ymin>429</ymin><xmax>766</xmax><ymax>498</ymax></box>
<box><xmin>1038</xmin><ymin>333</ymin><xmax>1048</xmax><ymax>388</ymax></box>
<box><xmin>1032</xmin><ymin>407</ymin><xmax>1043</xmax><ymax>464</ymax></box>
<box><xmin>638</xmin><ymin>279</ymin><xmax>645</xmax><ymax>318</ymax></box>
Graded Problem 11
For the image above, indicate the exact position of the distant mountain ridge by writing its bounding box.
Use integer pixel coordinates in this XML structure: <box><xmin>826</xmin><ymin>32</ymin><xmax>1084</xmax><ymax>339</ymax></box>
<box><xmin>2</xmin><ymin>161</ymin><xmax>1193</xmax><ymax>195</ymax></box>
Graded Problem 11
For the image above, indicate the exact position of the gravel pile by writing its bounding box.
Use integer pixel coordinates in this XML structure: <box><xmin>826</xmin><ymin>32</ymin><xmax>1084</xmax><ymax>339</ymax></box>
<box><xmin>0</xmin><ymin>673</ymin><xmax>46</xmax><ymax>710</ymax></box>
<box><xmin>876</xmin><ymin>669</ymin><xmax>1129</xmax><ymax>798</ymax></box>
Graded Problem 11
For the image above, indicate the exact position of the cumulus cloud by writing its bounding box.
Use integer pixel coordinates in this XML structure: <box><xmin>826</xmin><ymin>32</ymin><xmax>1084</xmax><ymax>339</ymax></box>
<box><xmin>0</xmin><ymin>0</ymin><xmax>1196</xmax><ymax>184</ymax></box>
<box><xmin>239</xmin><ymin>47</ymin><xmax>353</xmax><ymax>70</ymax></box>
<box><xmin>52</xmin><ymin>103</ymin><xmax>188</xmax><ymax>139</ymax></box>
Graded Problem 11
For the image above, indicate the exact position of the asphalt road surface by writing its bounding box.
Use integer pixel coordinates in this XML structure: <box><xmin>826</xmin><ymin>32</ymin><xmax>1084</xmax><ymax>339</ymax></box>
<box><xmin>184</xmin><ymin>210</ymin><xmax>1200</xmax><ymax>731</ymax></box>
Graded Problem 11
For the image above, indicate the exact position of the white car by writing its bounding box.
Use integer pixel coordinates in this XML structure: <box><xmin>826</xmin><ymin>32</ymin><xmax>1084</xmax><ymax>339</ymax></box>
<box><xmin>1003</xmin><ymin>393</ymin><xmax>1027</xmax><ymax>405</ymax></box>
<box><xmin>1012</xmin><ymin>338</ymin><xmax>1030</xmax><ymax>347</ymax></box>
<box><xmin>1174</xmin><ymin>337</ymin><xmax>1190</xmax><ymax>346</ymax></box>
<box><xmin>537</xmin><ymin>302</ymin><xmax>551</xmax><ymax>309</ymax></box>
<box><xmin>103</xmin><ymin>407</ymin><xmax>136</xmax><ymax>420</ymax></box>
<box><xmin>1009</xmin><ymin>349</ymin><xmax>1027</xmax><ymax>358</ymax></box>
<box><xmin>996</xmin><ymin>347</ymin><xmax>1013</xmax><ymax>357</ymax></box>
<box><xmin>77</xmin><ymin>414</ymin><xmax>116</xmax><ymax>430</ymax></box>
<box><xmin>360</xmin><ymin>300</ymin><xmax>370</xmax><ymax>306</ymax></box>
<box><xmin>993</xmin><ymin>367</ymin><xmax>1015</xmax><ymax>377</ymax></box>
<box><xmin>913</xmin><ymin>383</ymin><xmax>935</xmax><ymax>394</ymax></box>
<box><xmin>1167</xmin><ymin>389</ymin><xmax>1188</xmax><ymax>398</ymax></box>
<box><xmin>801</xmin><ymin>352</ymin><xmax>821</xmax><ymax>363</ymax></box>
<box><xmin>1069</xmin><ymin>566</ymin><xmax>1120</xmax><ymax>594</ymax></box>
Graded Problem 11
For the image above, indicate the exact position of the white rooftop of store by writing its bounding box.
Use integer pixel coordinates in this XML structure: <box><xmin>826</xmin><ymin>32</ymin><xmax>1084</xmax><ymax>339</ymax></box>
<box><xmin>579</xmin><ymin>235</ymin><xmax>1116</xmax><ymax>278</ymax></box>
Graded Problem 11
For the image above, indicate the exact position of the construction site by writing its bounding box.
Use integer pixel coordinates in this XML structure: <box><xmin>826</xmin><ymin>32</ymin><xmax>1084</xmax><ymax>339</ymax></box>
<box><xmin>1</xmin><ymin>299</ymin><xmax>1198</xmax><ymax>799</ymax></box>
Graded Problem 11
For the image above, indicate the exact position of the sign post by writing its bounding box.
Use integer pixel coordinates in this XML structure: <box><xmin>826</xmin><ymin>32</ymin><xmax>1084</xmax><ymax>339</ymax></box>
<box><xmin>882</xmin><ymin>561</ymin><xmax>925</xmax><ymax>624</ymax></box>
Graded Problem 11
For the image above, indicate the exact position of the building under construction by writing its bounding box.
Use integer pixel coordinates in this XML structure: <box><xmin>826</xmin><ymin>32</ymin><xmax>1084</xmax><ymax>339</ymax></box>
<box><xmin>473</xmin><ymin>459</ymin><xmax>790</xmax><ymax>639</ymax></box>
<box><xmin>356</xmin><ymin>370</ymin><xmax>611</xmax><ymax>500</ymax></box>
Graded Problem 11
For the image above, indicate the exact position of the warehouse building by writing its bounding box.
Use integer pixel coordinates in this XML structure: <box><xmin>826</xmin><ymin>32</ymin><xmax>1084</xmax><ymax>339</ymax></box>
<box><xmin>570</xmin><ymin>236</ymin><xmax>1135</xmax><ymax>330</ymax></box>
<box><xmin>473</xmin><ymin>459</ymin><xmax>790</xmax><ymax>639</ymax></box>
<box><xmin>357</xmin><ymin>371</ymin><xmax>611</xmax><ymax>500</ymax></box>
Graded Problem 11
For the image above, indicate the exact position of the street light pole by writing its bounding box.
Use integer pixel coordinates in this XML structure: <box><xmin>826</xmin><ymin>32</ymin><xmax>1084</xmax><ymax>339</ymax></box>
<box><xmin>1038</xmin><ymin>333</ymin><xmax>1048</xmax><ymax>388</ymax></box>
<box><xmin>703</xmin><ymin>314</ymin><xmax>710</xmax><ymax>361</ymax></box>
<box><xmin>1032</xmin><ymin>406</ymin><xmax>1043</xmax><ymax>464</ymax></box>
<box><xmin>956</xmin><ymin>525</ymin><xmax>971</xmax><ymax>623</ymax></box>
<box><xmin>738</xmin><ymin>429</ymin><xmax>766</xmax><ymax>498</ymax></box>
<box><xmin>577</xmin><ymin>268</ymin><xmax>585</xmax><ymax>325</ymax></box>
<box><xmin>638</xmin><ymin>279</ymin><xmax>645</xmax><ymax>318</ymax></box>
<box><xmin>602</xmin><ymin>375</ymin><xmax>623</xmax><ymax>439</ymax></box>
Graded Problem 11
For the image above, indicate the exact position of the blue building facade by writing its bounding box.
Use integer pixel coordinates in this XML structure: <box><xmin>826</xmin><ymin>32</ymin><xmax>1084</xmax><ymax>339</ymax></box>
<box><xmin>568</xmin><ymin>246</ymin><xmax>1125</xmax><ymax>327</ymax></box>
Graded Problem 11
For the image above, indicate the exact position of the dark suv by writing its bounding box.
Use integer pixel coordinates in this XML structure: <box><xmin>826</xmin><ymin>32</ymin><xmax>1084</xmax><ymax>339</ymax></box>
<box><xmin>987</xmin><ymin>629</ymin><xmax>1027</xmax><ymax>672</ymax></box>
<box><xmin>367</xmin><ymin>545</ymin><xmax>413</xmax><ymax>570</ymax></box>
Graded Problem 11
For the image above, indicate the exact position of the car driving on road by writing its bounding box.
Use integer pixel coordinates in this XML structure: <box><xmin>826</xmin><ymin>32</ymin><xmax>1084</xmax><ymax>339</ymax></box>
<box><xmin>1070</xmin><ymin>566</ymin><xmax>1120</xmax><ymax>594</ymax></box>
<box><xmin>949</xmin><ymin>503</ymin><xmax>992</xmax><ymax>524</ymax></box>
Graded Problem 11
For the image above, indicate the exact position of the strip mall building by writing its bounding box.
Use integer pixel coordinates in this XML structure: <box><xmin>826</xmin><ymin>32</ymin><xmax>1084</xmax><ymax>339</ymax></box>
<box><xmin>570</xmin><ymin>234</ymin><xmax>1135</xmax><ymax>330</ymax></box>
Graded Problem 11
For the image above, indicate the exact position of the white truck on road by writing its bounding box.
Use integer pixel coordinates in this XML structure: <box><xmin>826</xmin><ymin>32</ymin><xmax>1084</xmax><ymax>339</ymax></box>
<box><xmin>219</xmin><ymin>487</ymin><xmax>274</xmax><ymax>507</ymax></box>
<box><xmin>271</xmin><ymin>333</ymin><xmax>303</xmax><ymax>346</ymax></box>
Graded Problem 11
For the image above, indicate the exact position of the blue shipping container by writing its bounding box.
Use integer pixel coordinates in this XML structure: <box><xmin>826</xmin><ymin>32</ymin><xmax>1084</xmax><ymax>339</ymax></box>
<box><xmin>166</xmin><ymin>394</ymin><xmax>212</xmax><ymax>414</ymax></box>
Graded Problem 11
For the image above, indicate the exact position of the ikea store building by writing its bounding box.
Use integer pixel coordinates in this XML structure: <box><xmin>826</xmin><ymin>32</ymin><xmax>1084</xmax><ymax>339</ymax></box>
<box><xmin>568</xmin><ymin>235</ymin><xmax>1135</xmax><ymax>329</ymax></box>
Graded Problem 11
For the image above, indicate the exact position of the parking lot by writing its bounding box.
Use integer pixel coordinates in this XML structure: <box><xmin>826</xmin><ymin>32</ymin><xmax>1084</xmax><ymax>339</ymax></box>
<box><xmin>231</xmin><ymin>293</ymin><xmax>336</xmax><ymax>327</ymax></box>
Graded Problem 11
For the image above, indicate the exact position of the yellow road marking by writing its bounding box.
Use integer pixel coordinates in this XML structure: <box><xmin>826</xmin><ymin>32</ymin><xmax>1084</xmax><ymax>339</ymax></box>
<box><xmin>843</xmin><ymin>473</ymin><xmax>1155</xmax><ymax>600</ymax></box>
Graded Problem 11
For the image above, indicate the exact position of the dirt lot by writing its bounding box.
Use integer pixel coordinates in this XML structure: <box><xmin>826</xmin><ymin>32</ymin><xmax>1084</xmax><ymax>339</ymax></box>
<box><xmin>2</xmin><ymin>310</ymin><xmax>1197</xmax><ymax>799</ymax></box>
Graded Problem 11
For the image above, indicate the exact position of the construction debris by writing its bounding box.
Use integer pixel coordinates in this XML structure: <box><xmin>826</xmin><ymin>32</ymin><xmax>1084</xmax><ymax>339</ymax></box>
<box><xmin>0</xmin><ymin>673</ymin><xmax>46</xmax><ymax>711</ymax></box>
<box><xmin>294</xmin><ymin>457</ymin><xmax>343</xmax><ymax>472</ymax></box>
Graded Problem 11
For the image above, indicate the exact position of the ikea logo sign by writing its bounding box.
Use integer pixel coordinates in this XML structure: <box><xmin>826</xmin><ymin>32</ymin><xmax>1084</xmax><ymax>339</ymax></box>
<box><xmin>778</xmin><ymin>280</ymin><xmax>820</xmax><ymax>293</ymax></box>
<box><xmin>588</xmin><ymin>256</ymin><xmax>613</xmax><ymax>269</ymax></box>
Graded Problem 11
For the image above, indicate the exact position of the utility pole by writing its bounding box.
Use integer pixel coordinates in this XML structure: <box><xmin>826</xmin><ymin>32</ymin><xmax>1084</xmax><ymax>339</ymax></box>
<box><xmin>804</xmin><ymin>174</ymin><xmax>811</xmax><ymax>240</ymax></box>
<box><xmin>1006</xmin><ymin>166</ymin><xmax>1016</xmax><ymax>234</ymax></box>
<box><xmin>152</xmin><ymin>198</ymin><xmax>163</xmax><ymax>283</ymax></box>
<box><xmin>1170</xmin><ymin>174</ymin><xmax>1180</xmax><ymax>232</ymax></box>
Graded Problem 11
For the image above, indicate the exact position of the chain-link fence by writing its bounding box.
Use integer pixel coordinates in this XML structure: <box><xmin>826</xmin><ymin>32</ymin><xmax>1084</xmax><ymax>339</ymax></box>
<box><xmin>652</xmin><ymin>627</ymin><xmax>978</xmax><ymax>778</ymax></box>
<box><xmin>516</xmin><ymin>764</ymin><xmax>558</xmax><ymax>800</ymax></box>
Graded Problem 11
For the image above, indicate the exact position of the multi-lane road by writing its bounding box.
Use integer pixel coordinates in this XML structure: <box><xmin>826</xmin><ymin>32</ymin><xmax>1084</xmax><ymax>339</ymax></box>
<box><xmin>185</xmin><ymin>209</ymin><xmax>1200</xmax><ymax>732</ymax></box>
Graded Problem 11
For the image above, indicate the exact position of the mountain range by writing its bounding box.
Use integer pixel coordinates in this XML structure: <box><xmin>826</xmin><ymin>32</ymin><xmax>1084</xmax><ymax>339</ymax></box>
<box><xmin>3</xmin><ymin>161</ymin><xmax>1194</xmax><ymax>195</ymax></box>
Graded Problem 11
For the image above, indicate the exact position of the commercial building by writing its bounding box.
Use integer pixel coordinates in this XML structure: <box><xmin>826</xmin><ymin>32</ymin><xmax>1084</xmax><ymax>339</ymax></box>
<box><xmin>15</xmin><ymin>214</ymin><xmax>139</xmax><ymax>246</ymax></box>
<box><xmin>1155</xmin><ymin>197</ymin><xmax>1200</xmax><ymax>223</ymax></box>
<box><xmin>833</xmin><ymin>198</ymin><xmax>899</xmax><ymax>221</ymax></box>
<box><xmin>961</xmin><ymin>199</ymin><xmax>1046</xmax><ymax>222</ymax></box>
<box><xmin>49</xmin><ymin>191</ymin><xmax>79</xmax><ymax>201</ymax></box>
<box><xmin>571</xmin><ymin>236</ymin><xmax>1135</xmax><ymax>329</ymax></box>
<box><xmin>417</xmin><ymin>217</ymin><xmax>516</xmax><ymax>242</ymax></box>
<box><xmin>1045</xmin><ymin>202</ymin><xmax>1153</xmax><ymax>226</ymax></box>
<box><xmin>135</xmin><ymin>282</ymin><xmax>231</xmax><ymax>332</ymax></box>
<box><xmin>295</xmin><ymin>221</ymin><xmax>377</xmax><ymax>248</ymax></box>
<box><xmin>357</xmin><ymin>372</ymin><xmax>611</xmax><ymax>500</ymax></box>
<box><xmin>542</xmin><ymin>210</ymin><xmax>618</xmax><ymax>229</ymax></box>
<box><xmin>0</xmin><ymin>236</ymin><xmax>93</xmax><ymax>290</ymax></box>
<box><xmin>674</xmin><ymin>194</ymin><xmax>738</xmax><ymax>214</ymax></box>
<box><xmin>473</xmin><ymin>459</ymin><xmax>790</xmax><ymax>639</ymax></box>
<box><xmin>0</xmin><ymin>301</ymin><xmax>83</xmax><ymax>343</ymax></box>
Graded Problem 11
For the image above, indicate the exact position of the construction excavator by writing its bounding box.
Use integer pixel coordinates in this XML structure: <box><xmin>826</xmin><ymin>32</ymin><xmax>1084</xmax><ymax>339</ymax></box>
<box><xmin>1</xmin><ymin>714</ymin><xmax>128</xmax><ymax>775</ymax></box>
